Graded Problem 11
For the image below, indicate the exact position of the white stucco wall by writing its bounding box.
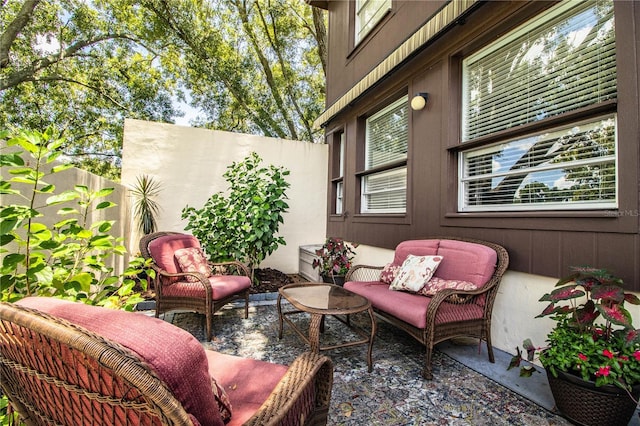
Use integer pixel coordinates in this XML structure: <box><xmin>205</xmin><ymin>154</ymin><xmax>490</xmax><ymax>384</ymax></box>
<box><xmin>353</xmin><ymin>243</ymin><xmax>640</xmax><ymax>360</ymax></box>
<box><xmin>121</xmin><ymin>119</ymin><xmax>328</xmax><ymax>273</ymax></box>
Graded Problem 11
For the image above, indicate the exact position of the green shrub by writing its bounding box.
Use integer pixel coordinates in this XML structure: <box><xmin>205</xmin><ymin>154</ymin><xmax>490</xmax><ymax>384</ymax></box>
<box><xmin>182</xmin><ymin>152</ymin><xmax>290</xmax><ymax>282</ymax></box>
<box><xmin>0</xmin><ymin>127</ymin><xmax>150</xmax><ymax>310</ymax></box>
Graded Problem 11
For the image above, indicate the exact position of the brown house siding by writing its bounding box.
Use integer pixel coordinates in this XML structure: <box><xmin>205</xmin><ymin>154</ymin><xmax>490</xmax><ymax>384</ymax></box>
<box><xmin>319</xmin><ymin>1</ymin><xmax>640</xmax><ymax>289</ymax></box>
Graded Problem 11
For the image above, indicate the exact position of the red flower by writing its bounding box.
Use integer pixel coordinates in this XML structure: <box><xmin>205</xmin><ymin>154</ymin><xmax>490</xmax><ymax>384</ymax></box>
<box><xmin>595</xmin><ymin>365</ymin><xmax>611</xmax><ymax>377</ymax></box>
<box><xmin>578</xmin><ymin>353</ymin><xmax>588</xmax><ymax>362</ymax></box>
<box><xmin>634</xmin><ymin>351</ymin><xmax>640</xmax><ymax>361</ymax></box>
<box><xmin>619</xmin><ymin>355</ymin><xmax>629</xmax><ymax>361</ymax></box>
<box><xmin>603</xmin><ymin>349</ymin><xmax>614</xmax><ymax>359</ymax></box>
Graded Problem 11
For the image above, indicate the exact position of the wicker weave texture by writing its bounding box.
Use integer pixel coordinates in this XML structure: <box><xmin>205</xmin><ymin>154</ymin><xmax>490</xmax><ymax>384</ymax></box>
<box><xmin>140</xmin><ymin>231</ymin><xmax>250</xmax><ymax>341</ymax></box>
<box><xmin>0</xmin><ymin>302</ymin><xmax>334</xmax><ymax>426</ymax></box>
<box><xmin>547</xmin><ymin>369</ymin><xmax>639</xmax><ymax>426</ymax></box>
<box><xmin>0</xmin><ymin>302</ymin><xmax>192</xmax><ymax>426</ymax></box>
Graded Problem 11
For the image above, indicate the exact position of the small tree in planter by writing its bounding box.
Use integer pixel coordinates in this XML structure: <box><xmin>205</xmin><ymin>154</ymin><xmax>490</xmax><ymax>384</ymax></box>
<box><xmin>182</xmin><ymin>152</ymin><xmax>290</xmax><ymax>283</ymax></box>
<box><xmin>312</xmin><ymin>237</ymin><xmax>358</xmax><ymax>286</ymax></box>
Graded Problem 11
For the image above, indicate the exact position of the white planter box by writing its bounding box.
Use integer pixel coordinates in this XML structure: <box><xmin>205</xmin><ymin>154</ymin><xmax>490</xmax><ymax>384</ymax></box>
<box><xmin>299</xmin><ymin>245</ymin><xmax>322</xmax><ymax>282</ymax></box>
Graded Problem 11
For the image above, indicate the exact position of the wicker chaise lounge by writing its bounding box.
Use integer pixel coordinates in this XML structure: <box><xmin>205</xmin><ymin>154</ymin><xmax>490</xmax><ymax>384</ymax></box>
<box><xmin>0</xmin><ymin>298</ymin><xmax>334</xmax><ymax>426</ymax></box>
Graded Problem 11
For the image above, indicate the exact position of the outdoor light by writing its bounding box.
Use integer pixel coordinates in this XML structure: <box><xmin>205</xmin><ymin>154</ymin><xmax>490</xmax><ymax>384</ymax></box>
<box><xmin>410</xmin><ymin>92</ymin><xmax>429</xmax><ymax>111</ymax></box>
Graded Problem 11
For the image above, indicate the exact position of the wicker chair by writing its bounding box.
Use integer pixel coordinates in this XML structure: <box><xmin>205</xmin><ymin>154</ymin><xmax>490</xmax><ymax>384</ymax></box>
<box><xmin>140</xmin><ymin>231</ymin><xmax>251</xmax><ymax>341</ymax></box>
<box><xmin>0</xmin><ymin>299</ymin><xmax>334</xmax><ymax>426</ymax></box>
<box><xmin>344</xmin><ymin>237</ymin><xmax>509</xmax><ymax>379</ymax></box>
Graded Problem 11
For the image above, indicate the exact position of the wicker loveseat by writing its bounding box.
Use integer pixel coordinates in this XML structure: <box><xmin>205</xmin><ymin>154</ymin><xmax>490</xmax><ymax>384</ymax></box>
<box><xmin>0</xmin><ymin>297</ymin><xmax>333</xmax><ymax>426</ymax></box>
<box><xmin>344</xmin><ymin>237</ymin><xmax>509</xmax><ymax>379</ymax></box>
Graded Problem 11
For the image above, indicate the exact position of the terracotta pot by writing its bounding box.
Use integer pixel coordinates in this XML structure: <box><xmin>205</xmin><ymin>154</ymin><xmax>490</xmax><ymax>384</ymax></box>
<box><xmin>546</xmin><ymin>368</ymin><xmax>640</xmax><ymax>426</ymax></box>
<box><xmin>320</xmin><ymin>273</ymin><xmax>346</xmax><ymax>287</ymax></box>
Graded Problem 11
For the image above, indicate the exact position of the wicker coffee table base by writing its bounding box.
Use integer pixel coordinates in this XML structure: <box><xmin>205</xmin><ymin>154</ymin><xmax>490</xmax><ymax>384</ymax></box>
<box><xmin>277</xmin><ymin>283</ymin><xmax>376</xmax><ymax>372</ymax></box>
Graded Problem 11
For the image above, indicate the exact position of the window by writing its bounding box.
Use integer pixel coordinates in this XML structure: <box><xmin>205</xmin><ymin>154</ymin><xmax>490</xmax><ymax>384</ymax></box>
<box><xmin>361</xmin><ymin>96</ymin><xmax>408</xmax><ymax>214</ymax></box>
<box><xmin>459</xmin><ymin>0</ymin><xmax>617</xmax><ymax>212</ymax></box>
<box><xmin>460</xmin><ymin>115</ymin><xmax>617</xmax><ymax>211</ymax></box>
<box><xmin>332</xmin><ymin>131</ymin><xmax>345</xmax><ymax>215</ymax></box>
<box><xmin>355</xmin><ymin>0</ymin><xmax>391</xmax><ymax>45</ymax></box>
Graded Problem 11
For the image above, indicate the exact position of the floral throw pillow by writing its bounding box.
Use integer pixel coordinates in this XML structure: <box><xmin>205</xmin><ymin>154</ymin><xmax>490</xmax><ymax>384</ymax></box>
<box><xmin>174</xmin><ymin>247</ymin><xmax>212</xmax><ymax>283</ymax></box>
<box><xmin>379</xmin><ymin>263</ymin><xmax>401</xmax><ymax>285</ymax></box>
<box><xmin>418</xmin><ymin>277</ymin><xmax>478</xmax><ymax>297</ymax></box>
<box><xmin>389</xmin><ymin>255</ymin><xmax>443</xmax><ymax>292</ymax></box>
<box><xmin>210</xmin><ymin>376</ymin><xmax>233</xmax><ymax>423</ymax></box>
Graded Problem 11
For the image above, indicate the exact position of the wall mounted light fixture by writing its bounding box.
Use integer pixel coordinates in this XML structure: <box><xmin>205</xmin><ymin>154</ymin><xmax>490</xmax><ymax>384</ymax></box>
<box><xmin>410</xmin><ymin>92</ymin><xmax>429</xmax><ymax>111</ymax></box>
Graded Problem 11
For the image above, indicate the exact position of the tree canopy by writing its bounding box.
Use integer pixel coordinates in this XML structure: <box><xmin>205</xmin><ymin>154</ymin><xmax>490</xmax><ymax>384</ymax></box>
<box><xmin>1</xmin><ymin>0</ymin><xmax>327</xmax><ymax>179</ymax></box>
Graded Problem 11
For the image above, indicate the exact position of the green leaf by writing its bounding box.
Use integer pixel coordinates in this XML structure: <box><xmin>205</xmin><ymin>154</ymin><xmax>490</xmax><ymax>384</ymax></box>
<box><xmin>96</xmin><ymin>201</ymin><xmax>116</xmax><ymax>210</ymax></box>
<box><xmin>47</xmin><ymin>191</ymin><xmax>80</xmax><ymax>205</ymax></box>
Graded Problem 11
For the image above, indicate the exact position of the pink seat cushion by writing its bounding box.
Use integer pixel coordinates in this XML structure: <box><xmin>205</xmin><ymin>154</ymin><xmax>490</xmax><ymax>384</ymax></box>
<box><xmin>434</xmin><ymin>240</ymin><xmax>497</xmax><ymax>287</ymax></box>
<box><xmin>162</xmin><ymin>275</ymin><xmax>251</xmax><ymax>300</ymax></box>
<box><xmin>205</xmin><ymin>351</ymin><xmax>288</xmax><ymax>426</ymax></box>
<box><xmin>16</xmin><ymin>297</ymin><xmax>224</xmax><ymax>426</ymax></box>
<box><xmin>344</xmin><ymin>281</ymin><xmax>484</xmax><ymax>328</ymax></box>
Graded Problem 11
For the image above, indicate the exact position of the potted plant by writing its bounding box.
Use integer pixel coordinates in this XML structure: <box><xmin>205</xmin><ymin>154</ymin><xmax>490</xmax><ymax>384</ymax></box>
<box><xmin>312</xmin><ymin>237</ymin><xmax>358</xmax><ymax>286</ymax></box>
<box><xmin>509</xmin><ymin>266</ymin><xmax>640</xmax><ymax>426</ymax></box>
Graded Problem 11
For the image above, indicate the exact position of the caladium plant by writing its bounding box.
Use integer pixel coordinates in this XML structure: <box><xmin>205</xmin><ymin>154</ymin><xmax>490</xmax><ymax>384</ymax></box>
<box><xmin>509</xmin><ymin>266</ymin><xmax>640</xmax><ymax>392</ymax></box>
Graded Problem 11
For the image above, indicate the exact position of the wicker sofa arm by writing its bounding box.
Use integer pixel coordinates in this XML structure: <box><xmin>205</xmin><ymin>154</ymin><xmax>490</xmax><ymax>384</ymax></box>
<box><xmin>245</xmin><ymin>352</ymin><xmax>334</xmax><ymax>426</ymax></box>
<box><xmin>345</xmin><ymin>264</ymin><xmax>384</xmax><ymax>282</ymax></box>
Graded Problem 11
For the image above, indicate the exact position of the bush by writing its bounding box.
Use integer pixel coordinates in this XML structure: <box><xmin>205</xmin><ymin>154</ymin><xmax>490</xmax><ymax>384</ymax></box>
<box><xmin>182</xmin><ymin>152</ymin><xmax>290</xmax><ymax>281</ymax></box>
<box><xmin>0</xmin><ymin>127</ymin><xmax>150</xmax><ymax>310</ymax></box>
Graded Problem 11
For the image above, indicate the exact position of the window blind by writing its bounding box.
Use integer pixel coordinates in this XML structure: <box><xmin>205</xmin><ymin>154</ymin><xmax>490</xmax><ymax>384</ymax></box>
<box><xmin>460</xmin><ymin>115</ymin><xmax>617</xmax><ymax>210</ymax></box>
<box><xmin>462</xmin><ymin>0</ymin><xmax>616</xmax><ymax>141</ymax></box>
<box><xmin>362</xmin><ymin>168</ymin><xmax>407</xmax><ymax>213</ymax></box>
<box><xmin>365</xmin><ymin>96</ymin><xmax>408</xmax><ymax>170</ymax></box>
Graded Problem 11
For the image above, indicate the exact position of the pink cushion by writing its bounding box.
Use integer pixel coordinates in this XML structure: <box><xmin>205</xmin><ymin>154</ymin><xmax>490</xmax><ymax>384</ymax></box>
<box><xmin>16</xmin><ymin>297</ymin><xmax>224</xmax><ymax>426</ymax></box>
<box><xmin>205</xmin><ymin>351</ymin><xmax>288</xmax><ymax>426</ymax></box>
<box><xmin>389</xmin><ymin>239</ymin><xmax>496</xmax><ymax>287</ymax></box>
<box><xmin>418</xmin><ymin>277</ymin><xmax>477</xmax><ymax>296</ymax></box>
<box><xmin>379</xmin><ymin>263</ymin><xmax>401</xmax><ymax>285</ymax></box>
<box><xmin>162</xmin><ymin>275</ymin><xmax>251</xmax><ymax>300</ymax></box>
<box><xmin>344</xmin><ymin>281</ymin><xmax>484</xmax><ymax>328</ymax></box>
<box><xmin>174</xmin><ymin>247</ymin><xmax>213</xmax><ymax>282</ymax></box>
<box><xmin>149</xmin><ymin>233</ymin><xmax>201</xmax><ymax>274</ymax></box>
<box><xmin>392</xmin><ymin>240</ymin><xmax>439</xmax><ymax>265</ymax></box>
<box><xmin>433</xmin><ymin>240</ymin><xmax>497</xmax><ymax>287</ymax></box>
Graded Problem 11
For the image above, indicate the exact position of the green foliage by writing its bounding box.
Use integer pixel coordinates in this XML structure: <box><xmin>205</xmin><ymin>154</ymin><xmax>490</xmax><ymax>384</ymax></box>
<box><xmin>130</xmin><ymin>174</ymin><xmax>162</xmax><ymax>235</ymax></box>
<box><xmin>0</xmin><ymin>127</ymin><xmax>149</xmax><ymax>310</ymax></box>
<box><xmin>182</xmin><ymin>152</ymin><xmax>290</xmax><ymax>281</ymax></box>
<box><xmin>1</xmin><ymin>0</ymin><xmax>327</xmax><ymax>178</ymax></box>
<box><xmin>508</xmin><ymin>266</ymin><xmax>640</xmax><ymax>391</ymax></box>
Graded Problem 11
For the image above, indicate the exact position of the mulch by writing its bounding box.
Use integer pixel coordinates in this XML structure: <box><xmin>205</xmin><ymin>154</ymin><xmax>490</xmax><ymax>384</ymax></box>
<box><xmin>251</xmin><ymin>268</ymin><xmax>307</xmax><ymax>294</ymax></box>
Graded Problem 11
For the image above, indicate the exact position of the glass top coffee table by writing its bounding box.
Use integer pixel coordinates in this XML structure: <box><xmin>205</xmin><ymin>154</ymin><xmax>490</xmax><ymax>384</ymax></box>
<box><xmin>277</xmin><ymin>282</ymin><xmax>377</xmax><ymax>372</ymax></box>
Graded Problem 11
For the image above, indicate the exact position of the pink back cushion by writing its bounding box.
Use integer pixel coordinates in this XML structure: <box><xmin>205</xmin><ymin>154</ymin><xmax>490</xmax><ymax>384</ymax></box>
<box><xmin>390</xmin><ymin>239</ymin><xmax>496</xmax><ymax>288</ymax></box>
<box><xmin>434</xmin><ymin>240</ymin><xmax>497</xmax><ymax>287</ymax></box>
<box><xmin>149</xmin><ymin>233</ymin><xmax>201</xmax><ymax>274</ymax></box>
<box><xmin>392</xmin><ymin>240</ymin><xmax>440</xmax><ymax>265</ymax></box>
<box><xmin>16</xmin><ymin>297</ymin><xmax>223</xmax><ymax>426</ymax></box>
